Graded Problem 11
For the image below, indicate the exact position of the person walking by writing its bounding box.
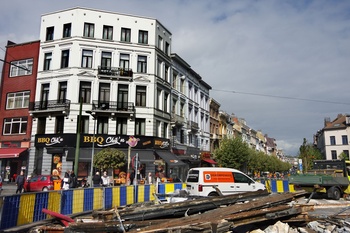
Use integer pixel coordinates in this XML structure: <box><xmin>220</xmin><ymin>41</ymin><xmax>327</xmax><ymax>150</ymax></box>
<box><xmin>61</xmin><ymin>170</ymin><xmax>70</xmax><ymax>190</ymax></box>
<box><xmin>15</xmin><ymin>171</ymin><xmax>25</xmax><ymax>194</ymax></box>
<box><xmin>92</xmin><ymin>171</ymin><xmax>102</xmax><ymax>187</ymax></box>
<box><xmin>69</xmin><ymin>171</ymin><xmax>77</xmax><ymax>189</ymax></box>
<box><xmin>101</xmin><ymin>171</ymin><xmax>110</xmax><ymax>187</ymax></box>
<box><xmin>147</xmin><ymin>172</ymin><xmax>153</xmax><ymax>184</ymax></box>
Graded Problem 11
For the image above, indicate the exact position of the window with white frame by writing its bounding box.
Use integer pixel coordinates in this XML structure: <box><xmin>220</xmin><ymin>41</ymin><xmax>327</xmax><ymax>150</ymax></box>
<box><xmin>163</xmin><ymin>122</ymin><xmax>168</xmax><ymax>138</ymax></box>
<box><xmin>180</xmin><ymin>102</ymin><xmax>185</xmax><ymax>117</ymax></box>
<box><xmin>82</xmin><ymin>49</ymin><xmax>93</xmax><ymax>68</ymax></box>
<box><xmin>136</xmin><ymin>86</ymin><xmax>146</xmax><ymax>107</ymax></box>
<box><xmin>103</xmin><ymin>25</ymin><xmax>113</xmax><ymax>40</ymax></box>
<box><xmin>79</xmin><ymin>81</ymin><xmax>91</xmax><ymax>103</ymax></box>
<box><xmin>63</xmin><ymin>23</ymin><xmax>71</xmax><ymax>38</ymax></box>
<box><xmin>55</xmin><ymin>116</ymin><xmax>64</xmax><ymax>134</ymax></box>
<box><xmin>84</xmin><ymin>23</ymin><xmax>94</xmax><ymax>38</ymax></box>
<box><xmin>46</xmin><ymin>26</ymin><xmax>54</xmax><ymax>41</ymax></box>
<box><xmin>137</xmin><ymin>55</ymin><xmax>147</xmax><ymax>73</ymax></box>
<box><xmin>158</xmin><ymin>35</ymin><xmax>163</xmax><ymax>49</ymax></box>
<box><xmin>116</xmin><ymin>117</ymin><xmax>127</xmax><ymax>135</ymax></box>
<box><xmin>342</xmin><ymin>135</ymin><xmax>348</xmax><ymax>145</ymax></box>
<box><xmin>10</xmin><ymin>59</ymin><xmax>33</xmax><ymax>77</ymax></box>
<box><xmin>156</xmin><ymin>120</ymin><xmax>161</xmax><ymax>137</ymax></box>
<box><xmin>97</xmin><ymin>117</ymin><xmax>109</xmax><ymax>134</ymax></box>
<box><xmin>180</xmin><ymin>78</ymin><xmax>185</xmax><ymax>94</ymax></box>
<box><xmin>43</xmin><ymin>52</ymin><xmax>52</xmax><ymax>71</ymax></box>
<box><xmin>330</xmin><ymin>136</ymin><xmax>336</xmax><ymax>145</ymax></box>
<box><xmin>172</xmin><ymin>73</ymin><xmax>177</xmax><ymax>89</ymax></box>
<box><xmin>138</xmin><ymin>30</ymin><xmax>148</xmax><ymax>44</ymax></box>
<box><xmin>165</xmin><ymin>42</ymin><xmax>170</xmax><ymax>55</ymax></box>
<box><xmin>61</xmin><ymin>50</ymin><xmax>69</xmax><ymax>68</ymax></box>
<box><xmin>6</xmin><ymin>91</ymin><xmax>30</xmax><ymax>109</ymax></box>
<box><xmin>119</xmin><ymin>54</ymin><xmax>130</xmax><ymax>69</ymax></box>
<box><xmin>331</xmin><ymin>150</ymin><xmax>337</xmax><ymax>159</ymax></box>
<box><xmin>3</xmin><ymin>117</ymin><xmax>28</xmax><ymax>135</ymax></box>
<box><xmin>101</xmin><ymin>52</ymin><xmax>112</xmax><ymax>69</ymax></box>
<box><xmin>157</xmin><ymin>60</ymin><xmax>162</xmax><ymax>78</ymax></box>
<box><xmin>121</xmin><ymin>28</ymin><xmax>131</xmax><ymax>42</ymax></box>
<box><xmin>135</xmin><ymin>118</ymin><xmax>145</xmax><ymax>135</ymax></box>
<box><xmin>163</xmin><ymin>93</ymin><xmax>169</xmax><ymax>112</ymax></box>
<box><xmin>165</xmin><ymin>64</ymin><xmax>169</xmax><ymax>82</ymax></box>
<box><xmin>157</xmin><ymin>89</ymin><xmax>162</xmax><ymax>109</ymax></box>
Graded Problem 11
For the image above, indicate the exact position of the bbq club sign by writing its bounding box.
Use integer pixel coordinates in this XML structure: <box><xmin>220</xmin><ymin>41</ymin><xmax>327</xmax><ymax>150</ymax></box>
<box><xmin>35</xmin><ymin>134</ymin><xmax>170</xmax><ymax>149</ymax></box>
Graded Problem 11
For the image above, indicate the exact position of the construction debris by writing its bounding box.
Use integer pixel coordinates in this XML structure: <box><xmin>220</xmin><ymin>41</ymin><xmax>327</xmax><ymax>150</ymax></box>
<box><xmin>24</xmin><ymin>190</ymin><xmax>350</xmax><ymax>233</ymax></box>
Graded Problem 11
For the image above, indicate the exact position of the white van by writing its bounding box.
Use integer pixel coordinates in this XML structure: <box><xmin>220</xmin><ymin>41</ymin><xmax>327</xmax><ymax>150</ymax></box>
<box><xmin>186</xmin><ymin>167</ymin><xmax>266</xmax><ymax>196</ymax></box>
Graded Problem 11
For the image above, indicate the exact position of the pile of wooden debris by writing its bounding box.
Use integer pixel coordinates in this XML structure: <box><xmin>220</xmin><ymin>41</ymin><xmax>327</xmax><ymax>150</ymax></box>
<box><xmin>21</xmin><ymin>190</ymin><xmax>350</xmax><ymax>233</ymax></box>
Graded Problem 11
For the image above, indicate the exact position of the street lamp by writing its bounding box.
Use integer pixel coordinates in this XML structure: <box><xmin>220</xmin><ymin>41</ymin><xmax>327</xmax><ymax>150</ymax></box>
<box><xmin>86</xmin><ymin>111</ymin><xmax>96</xmax><ymax>186</ymax></box>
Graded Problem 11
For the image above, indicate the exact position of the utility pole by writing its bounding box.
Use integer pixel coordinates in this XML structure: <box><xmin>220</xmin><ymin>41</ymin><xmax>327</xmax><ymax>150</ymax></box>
<box><xmin>74</xmin><ymin>98</ymin><xmax>83</xmax><ymax>175</ymax></box>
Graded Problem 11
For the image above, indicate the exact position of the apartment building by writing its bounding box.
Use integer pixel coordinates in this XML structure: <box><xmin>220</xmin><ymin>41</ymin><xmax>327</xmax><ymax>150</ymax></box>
<box><xmin>170</xmin><ymin>54</ymin><xmax>211</xmax><ymax>167</ymax></box>
<box><xmin>27</xmin><ymin>7</ymin><xmax>201</xmax><ymax>181</ymax></box>
<box><xmin>314</xmin><ymin>114</ymin><xmax>350</xmax><ymax>160</ymax></box>
<box><xmin>0</xmin><ymin>40</ymin><xmax>40</xmax><ymax>181</ymax></box>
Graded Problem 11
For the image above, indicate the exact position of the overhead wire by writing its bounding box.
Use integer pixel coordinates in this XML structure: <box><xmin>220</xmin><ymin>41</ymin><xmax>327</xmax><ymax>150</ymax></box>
<box><xmin>211</xmin><ymin>89</ymin><xmax>350</xmax><ymax>106</ymax></box>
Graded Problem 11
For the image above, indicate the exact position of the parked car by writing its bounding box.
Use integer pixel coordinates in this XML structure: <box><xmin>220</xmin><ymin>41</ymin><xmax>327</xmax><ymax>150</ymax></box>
<box><xmin>24</xmin><ymin>175</ymin><xmax>60</xmax><ymax>192</ymax></box>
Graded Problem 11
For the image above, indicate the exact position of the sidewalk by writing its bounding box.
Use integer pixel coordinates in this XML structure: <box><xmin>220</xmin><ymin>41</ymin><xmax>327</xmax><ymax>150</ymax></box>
<box><xmin>0</xmin><ymin>182</ymin><xmax>18</xmax><ymax>196</ymax></box>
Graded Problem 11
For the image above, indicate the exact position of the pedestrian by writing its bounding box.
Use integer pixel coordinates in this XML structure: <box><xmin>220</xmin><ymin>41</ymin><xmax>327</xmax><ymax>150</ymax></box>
<box><xmin>101</xmin><ymin>171</ymin><xmax>110</xmax><ymax>187</ymax></box>
<box><xmin>69</xmin><ymin>171</ymin><xmax>77</xmax><ymax>189</ymax></box>
<box><xmin>15</xmin><ymin>171</ymin><xmax>25</xmax><ymax>194</ymax></box>
<box><xmin>92</xmin><ymin>171</ymin><xmax>102</xmax><ymax>187</ymax></box>
<box><xmin>61</xmin><ymin>170</ymin><xmax>70</xmax><ymax>190</ymax></box>
<box><xmin>12</xmin><ymin>173</ymin><xmax>17</xmax><ymax>183</ymax></box>
<box><xmin>147</xmin><ymin>172</ymin><xmax>153</xmax><ymax>184</ymax></box>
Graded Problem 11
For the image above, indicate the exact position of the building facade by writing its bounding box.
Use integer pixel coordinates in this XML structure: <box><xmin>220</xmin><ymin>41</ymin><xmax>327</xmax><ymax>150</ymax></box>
<box><xmin>170</xmin><ymin>53</ymin><xmax>211</xmax><ymax>167</ymax></box>
<box><xmin>0</xmin><ymin>40</ymin><xmax>40</xmax><ymax>182</ymax></box>
<box><xmin>27</xmin><ymin>7</ymin><xmax>202</xmax><ymax>182</ymax></box>
<box><xmin>314</xmin><ymin>114</ymin><xmax>350</xmax><ymax>160</ymax></box>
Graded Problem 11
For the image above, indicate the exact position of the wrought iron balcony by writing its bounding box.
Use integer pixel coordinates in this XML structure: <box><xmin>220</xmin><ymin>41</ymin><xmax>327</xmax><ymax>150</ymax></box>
<box><xmin>98</xmin><ymin>66</ymin><xmax>133</xmax><ymax>79</ymax></box>
<box><xmin>92</xmin><ymin>100</ymin><xmax>135</xmax><ymax>113</ymax></box>
<box><xmin>29</xmin><ymin>99</ymin><xmax>70</xmax><ymax>116</ymax></box>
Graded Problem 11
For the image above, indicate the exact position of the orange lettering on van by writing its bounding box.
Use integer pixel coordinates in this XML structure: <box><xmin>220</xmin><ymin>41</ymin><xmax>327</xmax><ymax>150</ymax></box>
<box><xmin>203</xmin><ymin>171</ymin><xmax>234</xmax><ymax>183</ymax></box>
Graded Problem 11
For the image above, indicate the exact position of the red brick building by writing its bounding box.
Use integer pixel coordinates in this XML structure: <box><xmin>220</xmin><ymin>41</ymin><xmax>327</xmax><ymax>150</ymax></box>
<box><xmin>0</xmin><ymin>40</ymin><xmax>39</xmax><ymax>181</ymax></box>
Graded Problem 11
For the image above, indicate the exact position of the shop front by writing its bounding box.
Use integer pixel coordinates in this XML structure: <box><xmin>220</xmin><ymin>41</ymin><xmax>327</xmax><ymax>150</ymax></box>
<box><xmin>32</xmin><ymin>134</ymin><xmax>188</xmax><ymax>183</ymax></box>
<box><xmin>0</xmin><ymin>147</ymin><xmax>28</xmax><ymax>182</ymax></box>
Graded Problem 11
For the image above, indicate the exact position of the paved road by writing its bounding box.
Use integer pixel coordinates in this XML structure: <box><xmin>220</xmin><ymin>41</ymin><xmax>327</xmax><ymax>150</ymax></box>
<box><xmin>0</xmin><ymin>182</ymin><xmax>19</xmax><ymax>196</ymax></box>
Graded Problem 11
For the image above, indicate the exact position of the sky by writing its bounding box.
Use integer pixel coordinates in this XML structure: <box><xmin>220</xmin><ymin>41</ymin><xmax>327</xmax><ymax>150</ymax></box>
<box><xmin>1</xmin><ymin>0</ymin><xmax>350</xmax><ymax>156</ymax></box>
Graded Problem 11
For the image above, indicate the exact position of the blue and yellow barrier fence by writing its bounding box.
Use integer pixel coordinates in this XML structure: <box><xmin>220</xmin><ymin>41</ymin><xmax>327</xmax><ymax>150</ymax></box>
<box><xmin>0</xmin><ymin>180</ymin><xmax>289</xmax><ymax>231</ymax></box>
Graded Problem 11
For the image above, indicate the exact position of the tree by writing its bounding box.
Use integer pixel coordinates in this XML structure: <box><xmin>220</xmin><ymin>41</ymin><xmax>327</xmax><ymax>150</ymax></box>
<box><xmin>93</xmin><ymin>147</ymin><xmax>126</xmax><ymax>176</ymax></box>
<box><xmin>339</xmin><ymin>152</ymin><xmax>349</xmax><ymax>161</ymax></box>
<box><xmin>213</xmin><ymin>137</ymin><xmax>250</xmax><ymax>171</ymax></box>
<box><xmin>298</xmin><ymin>138</ymin><xmax>322</xmax><ymax>172</ymax></box>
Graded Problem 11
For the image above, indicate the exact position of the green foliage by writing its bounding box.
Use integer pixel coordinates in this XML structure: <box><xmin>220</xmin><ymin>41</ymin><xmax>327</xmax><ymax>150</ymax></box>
<box><xmin>213</xmin><ymin>137</ymin><xmax>250</xmax><ymax>170</ymax></box>
<box><xmin>339</xmin><ymin>152</ymin><xmax>349</xmax><ymax>161</ymax></box>
<box><xmin>298</xmin><ymin>138</ymin><xmax>323</xmax><ymax>172</ymax></box>
<box><xmin>93</xmin><ymin>147</ymin><xmax>126</xmax><ymax>171</ymax></box>
<box><xmin>214</xmin><ymin>137</ymin><xmax>292</xmax><ymax>175</ymax></box>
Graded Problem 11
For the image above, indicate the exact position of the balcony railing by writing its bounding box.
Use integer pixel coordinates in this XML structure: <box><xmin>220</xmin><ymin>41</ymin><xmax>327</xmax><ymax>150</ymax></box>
<box><xmin>171</xmin><ymin>114</ymin><xmax>185</xmax><ymax>126</ymax></box>
<box><xmin>187</xmin><ymin>121</ymin><xmax>199</xmax><ymax>130</ymax></box>
<box><xmin>98</xmin><ymin>66</ymin><xmax>133</xmax><ymax>78</ymax></box>
<box><xmin>92</xmin><ymin>100</ymin><xmax>135</xmax><ymax>112</ymax></box>
<box><xmin>29</xmin><ymin>99</ymin><xmax>71</xmax><ymax>112</ymax></box>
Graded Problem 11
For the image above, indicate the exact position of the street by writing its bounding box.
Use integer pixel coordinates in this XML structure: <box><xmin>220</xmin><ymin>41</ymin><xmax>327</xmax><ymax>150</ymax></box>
<box><xmin>0</xmin><ymin>182</ymin><xmax>18</xmax><ymax>195</ymax></box>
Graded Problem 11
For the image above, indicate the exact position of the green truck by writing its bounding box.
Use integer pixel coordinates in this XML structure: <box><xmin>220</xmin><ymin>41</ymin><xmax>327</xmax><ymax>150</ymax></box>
<box><xmin>289</xmin><ymin>159</ymin><xmax>350</xmax><ymax>200</ymax></box>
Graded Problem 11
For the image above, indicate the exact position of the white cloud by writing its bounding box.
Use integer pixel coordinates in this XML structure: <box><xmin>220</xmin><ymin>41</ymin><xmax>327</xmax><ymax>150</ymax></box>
<box><xmin>1</xmin><ymin>0</ymin><xmax>350</xmax><ymax>156</ymax></box>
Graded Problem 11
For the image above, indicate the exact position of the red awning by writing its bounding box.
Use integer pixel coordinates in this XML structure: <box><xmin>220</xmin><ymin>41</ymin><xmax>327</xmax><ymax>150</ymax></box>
<box><xmin>0</xmin><ymin>148</ymin><xmax>28</xmax><ymax>159</ymax></box>
<box><xmin>203</xmin><ymin>159</ymin><xmax>217</xmax><ymax>164</ymax></box>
